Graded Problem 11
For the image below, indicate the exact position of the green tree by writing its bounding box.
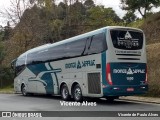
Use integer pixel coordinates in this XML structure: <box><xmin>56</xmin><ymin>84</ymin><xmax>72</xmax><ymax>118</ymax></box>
<box><xmin>59</xmin><ymin>0</ymin><xmax>87</xmax><ymax>38</ymax></box>
<box><xmin>0</xmin><ymin>26</ymin><xmax>4</xmax><ymax>41</ymax></box>
<box><xmin>84</xmin><ymin>0</ymin><xmax>95</xmax><ymax>9</ymax></box>
<box><xmin>121</xmin><ymin>0</ymin><xmax>160</xmax><ymax>18</ymax></box>
<box><xmin>57</xmin><ymin>2</ymin><xmax>67</xmax><ymax>20</ymax></box>
<box><xmin>86</xmin><ymin>6</ymin><xmax>121</xmax><ymax>30</ymax></box>
<box><xmin>123</xmin><ymin>11</ymin><xmax>137</xmax><ymax>25</ymax></box>
<box><xmin>3</xmin><ymin>22</ymin><xmax>12</xmax><ymax>41</ymax></box>
<box><xmin>0</xmin><ymin>42</ymin><xmax>5</xmax><ymax>65</ymax></box>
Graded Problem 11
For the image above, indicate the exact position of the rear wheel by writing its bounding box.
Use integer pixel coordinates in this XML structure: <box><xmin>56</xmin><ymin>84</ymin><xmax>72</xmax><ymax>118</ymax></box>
<box><xmin>61</xmin><ymin>84</ymin><xmax>70</xmax><ymax>101</ymax></box>
<box><xmin>73</xmin><ymin>84</ymin><xmax>83</xmax><ymax>102</ymax></box>
<box><xmin>21</xmin><ymin>84</ymin><xmax>28</xmax><ymax>96</ymax></box>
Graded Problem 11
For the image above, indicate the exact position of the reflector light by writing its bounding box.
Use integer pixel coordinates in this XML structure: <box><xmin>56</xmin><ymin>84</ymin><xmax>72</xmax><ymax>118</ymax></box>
<box><xmin>106</xmin><ymin>63</ymin><xmax>113</xmax><ymax>85</ymax></box>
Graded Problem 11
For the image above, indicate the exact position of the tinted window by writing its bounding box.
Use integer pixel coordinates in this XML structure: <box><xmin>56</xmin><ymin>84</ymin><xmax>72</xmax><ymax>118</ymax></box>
<box><xmin>47</xmin><ymin>44</ymin><xmax>66</xmax><ymax>60</ymax></box>
<box><xmin>66</xmin><ymin>38</ymin><xmax>86</xmax><ymax>57</ymax></box>
<box><xmin>26</xmin><ymin>32</ymin><xmax>107</xmax><ymax>65</ymax></box>
<box><xmin>110</xmin><ymin>29</ymin><xmax>143</xmax><ymax>50</ymax></box>
<box><xmin>27</xmin><ymin>44</ymin><xmax>66</xmax><ymax>64</ymax></box>
<box><xmin>87</xmin><ymin>32</ymin><xmax>107</xmax><ymax>54</ymax></box>
<box><xmin>27</xmin><ymin>51</ymin><xmax>46</xmax><ymax>64</ymax></box>
<box><xmin>27</xmin><ymin>49</ymin><xmax>50</xmax><ymax>64</ymax></box>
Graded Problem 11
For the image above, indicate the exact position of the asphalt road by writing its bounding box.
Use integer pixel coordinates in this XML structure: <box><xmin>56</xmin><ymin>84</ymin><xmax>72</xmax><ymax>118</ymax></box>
<box><xmin>0</xmin><ymin>94</ymin><xmax>160</xmax><ymax>120</ymax></box>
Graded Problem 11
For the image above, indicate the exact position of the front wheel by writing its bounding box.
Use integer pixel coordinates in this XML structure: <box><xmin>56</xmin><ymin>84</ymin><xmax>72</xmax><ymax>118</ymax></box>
<box><xmin>73</xmin><ymin>84</ymin><xmax>83</xmax><ymax>102</ymax></box>
<box><xmin>61</xmin><ymin>84</ymin><xmax>70</xmax><ymax>101</ymax></box>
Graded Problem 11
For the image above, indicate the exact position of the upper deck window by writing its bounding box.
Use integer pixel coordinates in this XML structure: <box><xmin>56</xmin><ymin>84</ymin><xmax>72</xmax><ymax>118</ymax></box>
<box><xmin>87</xmin><ymin>32</ymin><xmax>107</xmax><ymax>54</ymax></box>
<box><xmin>26</xmin><ymin>31</ymin><xmax>107</xmax><ymax>65</ymax></box>
<box><xmin>110</xmin><ymin>29</ymin><xmax>143</xmax><ymax>50</ymax></box>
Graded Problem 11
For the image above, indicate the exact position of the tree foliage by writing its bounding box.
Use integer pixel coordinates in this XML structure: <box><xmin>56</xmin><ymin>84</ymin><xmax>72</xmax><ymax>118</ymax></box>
<box><xmin>84</xmin><ymin>0</ymin><xmax>95</xmax><ymax>9</ymax></box>
<box><xmin>121</xmin><ymin>0</ymin><xmax>160</xmax><ymax>18</ymax></box>
<box><xmin>123</xmin><ymin>11</ymin><xmax>137</xmax><ymax>25</ymax></box>
<box><xmin>0</xmin><ymin>42</ymin><xmax>5</xmax><ymax>65</ymax></box>
<box><xmin>0</xmin><ymin>0</ymin><xmax>122</xmax><ymax>67</ymax></box>
<box><xmin>86</xmin><ymin>6</ymin><xmax>121</xmax><ymax>30</ymax></box>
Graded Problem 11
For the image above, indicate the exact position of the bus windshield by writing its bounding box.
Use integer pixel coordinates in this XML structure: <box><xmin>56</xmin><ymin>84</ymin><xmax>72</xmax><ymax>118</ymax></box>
<box><xmin>110</xmin><ymin>29</ymin><xmax>143</xmax><ymax>50</ymax></box>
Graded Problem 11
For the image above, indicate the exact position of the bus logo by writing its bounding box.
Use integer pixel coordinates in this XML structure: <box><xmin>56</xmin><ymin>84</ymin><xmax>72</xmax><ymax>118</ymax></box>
<box><xmin>77</xmin><ymin>61</ymin><xmax>82</xmax><ymax>69</ymax></box>
<box><xmin>113</xmin><ymin>68</ymin><xmax>145</xmax><ymax>74</ymax></box>
<box><xmin>65</xmin><ymin>60</ymin><xmax>95</xmax><ymax>69</ymax></box>
<box><xmin>127</xmin><ymin>68</ymin><xmax>133</xmax><ymax>75</ymax></box>
<box><xmin>125</xmin><ymin>31</ymin><xmax>132</xmax><ymax>39</ymax></box>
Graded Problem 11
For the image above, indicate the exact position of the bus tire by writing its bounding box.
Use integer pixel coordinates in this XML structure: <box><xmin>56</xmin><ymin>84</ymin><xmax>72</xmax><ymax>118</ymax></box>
<box><xmin>21</xmin><ymin>84</ymin><xmax>28</xmax><ymax>96</ymax></box>
<box><xmin>73</xmin><ymin>84</ymin><xmax>83</xmax><ymax>102</ymax></box>
<box><xmin>61</xmin><ymin>84</ymin><xmax>70</xmax><ymax>101</ymax></box>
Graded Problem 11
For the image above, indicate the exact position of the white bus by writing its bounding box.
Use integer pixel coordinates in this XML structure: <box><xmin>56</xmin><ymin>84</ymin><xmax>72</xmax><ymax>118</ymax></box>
<box><xmin>11</xmin><ymin>26</ymin><xmax>148</xmax><ymax>102</ymax></box>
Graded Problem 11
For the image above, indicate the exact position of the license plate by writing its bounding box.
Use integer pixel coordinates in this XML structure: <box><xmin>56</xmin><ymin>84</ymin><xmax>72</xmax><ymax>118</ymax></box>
<box><xmin>127</xmin><ymin>88</ymin><xmax>134</xmax><ymax>92</ymax></box>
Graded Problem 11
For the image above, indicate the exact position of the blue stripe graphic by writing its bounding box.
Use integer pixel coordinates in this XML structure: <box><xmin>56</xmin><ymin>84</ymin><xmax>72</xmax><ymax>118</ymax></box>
<box><xmin>27</xmin><ymin>63</ymin><xmax>61</xmax><ymax>94</ymax></box>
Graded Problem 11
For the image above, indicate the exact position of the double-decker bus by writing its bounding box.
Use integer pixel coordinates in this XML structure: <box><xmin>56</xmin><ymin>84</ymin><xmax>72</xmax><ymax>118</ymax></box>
<box><xmin>11</xmin><ymin>26</ymin><xmax>148</xmax><ymax>102</ymax></box>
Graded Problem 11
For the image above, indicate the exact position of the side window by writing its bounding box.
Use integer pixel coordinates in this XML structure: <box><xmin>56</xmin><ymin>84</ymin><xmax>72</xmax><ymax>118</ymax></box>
<box><xmin>27</xmin><ymin>44</ymin><xmax>66</xmax><ymax>64</ymax></box>
<box><xmin>87</xmin><ymin>32</ymin><xmax>107</xmax><ymax>54</ymax></box>
<box><xmin>66</xmin><ymin>39</ymin><xmax>86</xmax><ymax>57</ymax></box>
<box><xmin>27</xmin><ymin>50</ymin><xmax>46</xmax><ymax>64</ymax></box>
<box><xmin>26</xmin><ymin>32</ymin><xmax>107</xmax><ymax>65</ymax></box>
<box><xmin>47</xmin><ymin>44</ymin><xmax>66</xmax><ymax>60</ymax></box>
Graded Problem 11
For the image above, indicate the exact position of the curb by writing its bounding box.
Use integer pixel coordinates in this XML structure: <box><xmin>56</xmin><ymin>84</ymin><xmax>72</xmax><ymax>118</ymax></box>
<box><xmin>120</xmin><ymin>96</ymin><xmax>160</xmax><ymax>104</ymax></box>
<box><xmin>0</xmin><ymin>91</ymin><xmax>14</xmax><ymax>94</ymax></box>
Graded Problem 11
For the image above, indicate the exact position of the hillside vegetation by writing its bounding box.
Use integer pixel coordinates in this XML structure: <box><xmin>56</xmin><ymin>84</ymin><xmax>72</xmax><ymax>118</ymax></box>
<box><xmin>0</xmin><ymin>0</ymin><xmax>123</xmax><ymax>88</ymax></box>
<box><xmin>141</xmin><ymin>12</ymin><xmax>160</xmax><ymax>44</ymax></box>
<box><xmin>146</xmin><ymin>43</ymin><xmax>160</xmax><ymax>97</ymax></box>
<box><xmin>141</xmin><ymin>12</ymin><xmax>160</xmax><ymax>97</ymax></box>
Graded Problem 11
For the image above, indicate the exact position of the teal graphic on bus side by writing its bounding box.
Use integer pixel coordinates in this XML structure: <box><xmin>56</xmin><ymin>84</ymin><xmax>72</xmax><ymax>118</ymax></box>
<box><xmin>65</xmin><ymin>60</ymin><xmax>95</xmax><ymax>69</ymax></box>
<box><xmin>27</xmin><ymin>63</ymin><xmax>61</xmax><ymax>94</ymax></box>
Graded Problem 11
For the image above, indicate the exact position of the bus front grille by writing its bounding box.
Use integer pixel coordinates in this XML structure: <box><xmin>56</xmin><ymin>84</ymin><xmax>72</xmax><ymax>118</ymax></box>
<box><xmin>88</xmin><ymin>73</ymin><xmax>101</xmax><ymax>94</ymax></box>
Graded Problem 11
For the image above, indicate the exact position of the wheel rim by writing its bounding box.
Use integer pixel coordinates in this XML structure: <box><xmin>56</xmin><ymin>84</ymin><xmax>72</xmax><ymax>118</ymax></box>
<box><xmin>74</xmin><ymin>87</ymin><xmax>81</xmax><ymax>100</ymax></box>
<box><xmin>62</xmin><ymin>87</ymin><xmax>68</xmax><ymax>99</ymax></box>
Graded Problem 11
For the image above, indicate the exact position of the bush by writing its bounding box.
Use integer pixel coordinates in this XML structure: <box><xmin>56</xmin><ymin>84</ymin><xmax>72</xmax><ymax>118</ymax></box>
<box><xmin>0</xmin><ymin>67</ymin><xmax>14</xmax><ymax>88</ymax></box>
